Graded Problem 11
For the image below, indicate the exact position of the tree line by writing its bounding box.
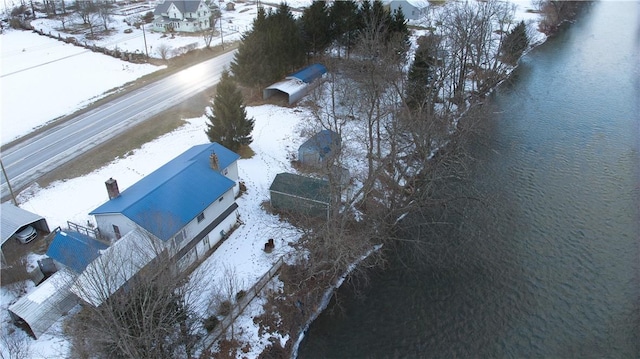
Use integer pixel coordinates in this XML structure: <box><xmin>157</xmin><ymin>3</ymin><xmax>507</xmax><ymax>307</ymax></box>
<box><xmin>232</xmin><ymin>0</ymin><xmax>409</xmax><ymax>88</ymax></box>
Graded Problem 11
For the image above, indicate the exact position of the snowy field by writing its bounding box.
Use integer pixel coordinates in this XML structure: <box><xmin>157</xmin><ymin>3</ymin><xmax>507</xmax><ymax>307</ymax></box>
<box><xmin>0</xmin><ymin>0</ymin><xmax>305</xmax><ymax>145</ymax></box>
<box><xmin>1</xmin><ymin>1</ymin><xmax>543</xmax><ymax>357</ymax></box>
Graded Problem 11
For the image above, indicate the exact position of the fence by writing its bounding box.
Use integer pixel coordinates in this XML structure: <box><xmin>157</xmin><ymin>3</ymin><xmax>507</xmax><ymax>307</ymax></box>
<box><xmin>203</xmin><ymin>255</ymin><xmax>285</xmax><ymax>349</ymax></box>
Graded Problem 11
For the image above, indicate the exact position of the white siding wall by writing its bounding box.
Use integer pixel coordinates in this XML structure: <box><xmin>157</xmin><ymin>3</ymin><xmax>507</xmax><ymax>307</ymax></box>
<box><xmin>94</xmin><ymin>214</ymin><xmax>137</xmax><ymax>242</ymax></box>
<box><xmin>177</xmin><ymin>210</ymin><xmax>238</xmax><ymax>270</ymax></box>
<box><xmin>221</xmin><ymin>162</ymin><xmax>240</xmax><ymax>196</ymax></box>
<box><xmin>172</xmin><ymin>187</ymin><xmax>236</xmax><ymax>253</ymax></box>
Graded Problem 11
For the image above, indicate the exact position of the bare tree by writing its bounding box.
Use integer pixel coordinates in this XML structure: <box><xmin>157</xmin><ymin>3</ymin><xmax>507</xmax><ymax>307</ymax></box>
<box><xmin>66</xmin><ymin>230</ymin><xmax>209</xmax><ymax>359</ymax></box>
<box><xmin>75</xmin><ymin>0</ymin><xmax>98</xmax><ymax>38</ymax></box>
<box><xmin>96</xmin><ymin>0</ymin><xmax>113</xmax><ymax>32</ymax></box>
<box><xmin>0</xmin><ymin>330</ymin><xmax>32</xmax><ymax>359</ymax></box>
<box><xmin>157</xmin><ymin>43</ymin><xmax>171</xmax><ymax>60</ymax></box>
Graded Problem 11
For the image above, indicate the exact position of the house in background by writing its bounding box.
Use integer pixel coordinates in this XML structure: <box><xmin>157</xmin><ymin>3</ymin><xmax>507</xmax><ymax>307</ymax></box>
<box><xmin>263</xmin><ymin>63</ymin><xmax>327</xmax><ymax>105</ymax></box>
<box><xmin>89</xmin><ymin>142</ymin><xmax>240</xmax><ymax>272</ymax></box>
<box><xmin>269</xmin><ymin>173</ymin><xmax>330</xmax><ymax>218</ymax></box>
<box><xmin>298</xmin><ymin>129</ymin><xmax>341</xmax><ymax>168</ymax></box>
<box><xmin>152</xmin><ymin>0</ymin><xmax>212</xmax><ymax>33</ymax></box>
<box><xmin>388</xmin><ymin>0</ymin><xmax>430</xmax><ymax>20</ymax></box>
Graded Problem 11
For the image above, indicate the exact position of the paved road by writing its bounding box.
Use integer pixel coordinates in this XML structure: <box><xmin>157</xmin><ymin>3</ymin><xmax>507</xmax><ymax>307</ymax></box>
<box><xmin>1</xmin><ymin>50</ymin><xmax>237</xmax><ymax>199</ymax></box>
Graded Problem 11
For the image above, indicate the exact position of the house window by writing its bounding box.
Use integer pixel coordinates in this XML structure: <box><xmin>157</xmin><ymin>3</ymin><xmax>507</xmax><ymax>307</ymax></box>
<box><xmin>113</xmin><ymin>225</ymin><xmax>121</xmax><ymax>239</ymax></box>
<box><xmin>197</xmin><ymin>212</ymin><xmax>205</xmax><ymax>223</ymax></box>
<box><xmin>175</xmin><ymin>230</ymin><xmax>185</xmax><ymax>245</ymax></box>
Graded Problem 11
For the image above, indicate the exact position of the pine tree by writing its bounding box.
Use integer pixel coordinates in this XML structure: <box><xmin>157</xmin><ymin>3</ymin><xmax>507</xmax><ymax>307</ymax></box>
<box><xmin>329</xmin><ymin>0</ymin><xmax>359</xmax><ymax>58</ymax></box>
<box><xmin>501</xmin><ymin>20</ymin><xmax>529</xmax><ymax>65</ymax></box>
<box><xmin>300</xmin><ymin>1</ymin><xmax>332</xmax><ymax>56</ymax></box>
<box><xmin>205</xmin><ymin>70</ymin><xmax>255</xmax><ymax>151</ymax></box>
<box><xmin>231</xmin><ymin>5</ymin><xmax>305</xmax><ymax>87</ymax></box>
<box><xmin>406</xmin><ymin>36</ymin><xmax>438</xmax><ymax>111</ymax></box>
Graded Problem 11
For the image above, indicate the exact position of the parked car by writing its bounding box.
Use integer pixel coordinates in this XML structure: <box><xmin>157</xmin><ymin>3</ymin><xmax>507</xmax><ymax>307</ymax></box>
<box><xmin>15</xmin><ymin>225</ymin><xmax>37</xmax><ymax>244</ymax></box>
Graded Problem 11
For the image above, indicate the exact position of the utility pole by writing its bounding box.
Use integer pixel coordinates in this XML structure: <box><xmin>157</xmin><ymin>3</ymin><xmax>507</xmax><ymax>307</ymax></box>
<box><xmin>0</xmin><ymin>159</ymin><xmax>18</xmax><ymax>206</ymax></box>
<box><xmin>142</xmin><ymin>22</ymin><xmax>149</xmax><ymax>59</ymax></box>
<box><xmin>219</xmin><ymin>14</ymin><xmax>224</xmax><ymax>50</ymax></box>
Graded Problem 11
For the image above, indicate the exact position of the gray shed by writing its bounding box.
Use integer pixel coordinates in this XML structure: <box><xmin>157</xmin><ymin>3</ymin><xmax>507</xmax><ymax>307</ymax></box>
<box><xmin>298</xmin><ymin>130</ymin><xmax>341</xmax><ymax>167</ymax></box>
<box><xmin>8</xmin><ymin>269</ymin><xmax>79</xmax><ymax>338</ymax></box>
<box><xmin>269</xmin><ymin>173</ymin><xmax>330</xmax><ymax>218</ymax></box>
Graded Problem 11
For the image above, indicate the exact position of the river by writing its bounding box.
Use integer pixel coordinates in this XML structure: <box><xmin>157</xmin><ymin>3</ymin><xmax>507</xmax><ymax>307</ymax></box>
<box><xmin>298</xmin><ymin>1</ymin><xmax>640</xmax><ymax>358</ymax></box>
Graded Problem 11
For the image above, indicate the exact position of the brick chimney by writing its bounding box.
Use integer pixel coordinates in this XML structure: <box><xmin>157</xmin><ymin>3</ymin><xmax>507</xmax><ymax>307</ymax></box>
<box><xmin>105</xmin><ymin>178</ymin><xmax>120</xmax><ymax>199</ymax></box>
<box><xmin>209</xmin><ymin>152</ymin><xmax>219</xmax><ymax>171</ymax></box>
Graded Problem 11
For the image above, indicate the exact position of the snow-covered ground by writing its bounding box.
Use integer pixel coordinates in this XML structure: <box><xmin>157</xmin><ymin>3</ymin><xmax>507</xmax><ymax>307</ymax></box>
<box><xmin>1</xmin><ymin>1</ymin><xmax>544</xmax><ymax>357</ymax></box>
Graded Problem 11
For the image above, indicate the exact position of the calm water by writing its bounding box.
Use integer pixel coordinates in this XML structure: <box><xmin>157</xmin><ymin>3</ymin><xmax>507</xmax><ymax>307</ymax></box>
<box><xmin>299</xmin><ymin>2</ymin><xmax>640</xmax><ymax>358</ymax></box>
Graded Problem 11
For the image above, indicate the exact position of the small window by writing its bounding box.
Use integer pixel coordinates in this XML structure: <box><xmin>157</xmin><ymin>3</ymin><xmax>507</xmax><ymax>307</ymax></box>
<box><xmin>113</xmin><ymin>225</ymin><xmax>121</xmax><ymax>239</ymax></box>
<box><xmin>197</xmin><ymin>212</ymin><xmax>205</xmax><ymax>223</ymax></box>
<box><xmin>218</xmin><ymin>196</ymin><xmax>224</xmax><ymax>202</ymax></box>
<box><xmin>175</xmin><ymin>230</ymin><xmax>185</xmax><ymax>244</ymax></box>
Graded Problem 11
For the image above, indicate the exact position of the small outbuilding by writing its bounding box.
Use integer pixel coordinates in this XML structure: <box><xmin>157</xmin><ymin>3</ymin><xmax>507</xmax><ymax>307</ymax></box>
<box><xmin>1</xmin><ymin>203</ymin><xmax>50</xmax><ymax>265</ymax></box>
<box><xmin>8</xmin><ymin>269</ymin><xmax>78</xmax><ymax>339</ymax></box>
<box><xmin>263</xmin><ymin>64</ymin><xmax>327</xmax><ymax>105</ymax></box>
<box><xmin>269</xmin><ymin>173</ymin><xmax>330</xmax><ymax>218</ymax></box>
<box><xmin>298</xmin><ymin>129</ymin><xmax>341</xmax><ymax>167</ymax></box>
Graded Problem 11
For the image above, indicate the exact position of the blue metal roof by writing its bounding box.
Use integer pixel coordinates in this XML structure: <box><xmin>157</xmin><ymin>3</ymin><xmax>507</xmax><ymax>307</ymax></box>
<box><xmin>90</xmin><ymin>143</ymin><xmax>239</xmax><ymax>241</ymax></box>
<box><xmin>299</xmin><ymin>130</ymin><xmax>341</xmax><ymax>157</ymax></box>
<box><xmin>287</xmin><ymin>63</ymin><xmax>327</xmax><ymax>84</ymax></box>
<box><xmin>46</xmin><ymin>231</ymin><xmax>109</xmax><ymax>273</ymax></box>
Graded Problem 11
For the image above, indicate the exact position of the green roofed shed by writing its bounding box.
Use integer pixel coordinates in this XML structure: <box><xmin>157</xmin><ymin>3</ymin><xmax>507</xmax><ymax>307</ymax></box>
<box><xmin>269</xmin><ymin>173</ymin><xmax>330</xmax><ymax>218</ymax></box>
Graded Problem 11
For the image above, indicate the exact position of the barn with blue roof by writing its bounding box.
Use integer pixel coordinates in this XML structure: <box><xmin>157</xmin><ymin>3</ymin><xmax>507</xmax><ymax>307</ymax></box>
<box><xmin>90</xmin><ymin>142</ymin><xmax>240</xmax><ymax>270</ymax></box>
<box><xmin>263</xmin><ymin>63</ymin><xmax>327</xmax><ymax>105</ymax></box>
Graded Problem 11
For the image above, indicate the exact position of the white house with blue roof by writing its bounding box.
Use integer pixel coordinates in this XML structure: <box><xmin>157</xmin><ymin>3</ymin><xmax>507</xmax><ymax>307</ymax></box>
<box><xmin>90</xmin><ymin>142</ymin><xmax>240</xmax><ymax>271</ymax></box>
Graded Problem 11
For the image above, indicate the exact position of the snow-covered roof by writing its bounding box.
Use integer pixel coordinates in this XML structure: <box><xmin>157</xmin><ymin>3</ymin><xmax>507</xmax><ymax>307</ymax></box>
<box><xmin>90</xmin><ymin>143</ymin><xmax>238</xmax><ymax>241</ymax></box>
<box><xmin>70</xmin><ymin>229</ymin><xmax>159</xmax><ymax>307</ymax></box>
<box><xmin>1</xmin><ymin>203</ymin><xmax>45</xmax><ymax>245</ymax></box>
<box><xmin>154</xmin><ymin>0</ymin><xmax>205</xmax><ymax>16</ymax></box>
<box><xmin>8</xmin><ymin>269</ymin><xmax>78</xmax><ymax>339</ymax></box>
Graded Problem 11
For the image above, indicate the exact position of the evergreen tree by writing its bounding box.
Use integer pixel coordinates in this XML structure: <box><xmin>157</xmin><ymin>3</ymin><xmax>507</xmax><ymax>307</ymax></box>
<box><xmin>390</xmin><ymin>7</ymin><xmax>410</xmax><ymax>52</ymax></box>
<box><xmin>501</xmin><ymin>20</ymin><xmax>529</xmax><ymax>65</ymax></box>
<box><xmin>300</xmin><ymin>1</ymin><xmax>332</xmax><ymax>56</ymax></box>
<box><xmin>328</xmin><ymin>0</ymin><xmax>359</xmax><ymax>58</ymax></box>
<box><xmin>231</xmin><ymin>7</ymin><xmax>267</xmax><ymax>87</ymax></box>
<box><xmin>406</xmin><ymin>36</ymin><xmax>438</xmax><ymax>111</ymax></box>
<box><xmin>205</xmin><ymin>70</ymin><xmax>255</xmax><ymax>151</ymax></box>
<box><xmin>232</xmin><ymin>5</ymin><xmax>305</xmax><ymax>87</ymax></box>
